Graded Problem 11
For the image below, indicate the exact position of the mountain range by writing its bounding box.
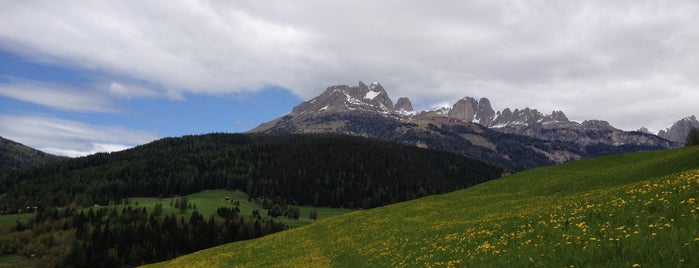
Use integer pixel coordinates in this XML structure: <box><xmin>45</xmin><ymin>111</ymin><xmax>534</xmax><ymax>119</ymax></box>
<box><xmin>251</xmin><ymin>81</ymin><xmax>685</xmax><ymax>170</ymax></box>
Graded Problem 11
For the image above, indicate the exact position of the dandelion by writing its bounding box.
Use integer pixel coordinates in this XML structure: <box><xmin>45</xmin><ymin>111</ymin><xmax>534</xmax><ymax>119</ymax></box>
<box><xmin>632</xmin><ymin>264</ymin><xmax>641</xmax><ymax>268</ymax></box>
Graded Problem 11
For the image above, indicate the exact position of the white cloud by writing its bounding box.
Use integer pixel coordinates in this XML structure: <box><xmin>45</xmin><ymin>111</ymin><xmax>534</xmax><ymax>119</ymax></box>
<box><xmin>0</xmin><ymin>1</ymin><xmax>697</xmax><ymax>131</ymax></box>
<box><xmin>0</xmin><ymin>114</ymin><xmax>159</xmax><ymax>157</ymax></box>
<box><xmin>0</xmin><ymin>79</ymin><xmax>174</xmax><ymax>112</ymax></box>
<box><xmin>0</xmin><ymin>79</ymin><xmax>117</xmax><ymax>113</ymax></box>
<box><xmin>108</xmin><ymin>82</ymin><xmax>159</xmax><ymax>99</ymax></box>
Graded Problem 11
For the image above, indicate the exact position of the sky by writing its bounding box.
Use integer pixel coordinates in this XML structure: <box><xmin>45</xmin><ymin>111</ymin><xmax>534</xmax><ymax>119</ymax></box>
<box><xmin>0</xmin><ymin>1</ymin><xmax>697</xmax><ymax>157</ymax></box>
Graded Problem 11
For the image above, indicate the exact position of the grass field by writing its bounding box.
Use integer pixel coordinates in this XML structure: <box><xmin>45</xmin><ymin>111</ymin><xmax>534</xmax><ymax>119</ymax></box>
<box><xmin>114</xmin><ymin>189</ymin><xmax>353</xmax><ymax>227</ymax></box>
<box><xmin>0</xmin><ymin>213</ymin><xmax>31</xmax><ymax>232</ymax></box>
<box><xmin>0</xmin><ymin>189</ymin><xmax>353</xmax><ymax>231</ymax></box>
<box><xmin>0</xmin><ymin>254</ymin><xmax>35</xmax><ymax>268</ymax></box>
<box><xmin>145</xmin><ymin>146</ymin><xmax>699</xmax><ymax>267</ymax></box>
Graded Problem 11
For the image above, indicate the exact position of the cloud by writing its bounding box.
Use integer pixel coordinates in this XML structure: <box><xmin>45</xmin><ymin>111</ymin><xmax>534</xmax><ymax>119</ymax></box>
<box><xmin>0</xmin><ymin>78</ymin><xmax>176</xmax><ymax>112</ymax></box>
<box><xmin>0</xmin><ymin>114</ymin><xmax>159</xmax><ymax>157</ymax></box>
<box><xmin>0</xmin><ymin>1</ymin><xmax>697</xmax><ymax>131</ymax></box>
<box><xmin>107</xmin><ymin>82</ymin><xmax>159</xmax><ymax>99</ymax></box>
<box><xmin>0</xmin><ymin>79</ymin><xmax>117</xmax><ymax>113</ymax></box>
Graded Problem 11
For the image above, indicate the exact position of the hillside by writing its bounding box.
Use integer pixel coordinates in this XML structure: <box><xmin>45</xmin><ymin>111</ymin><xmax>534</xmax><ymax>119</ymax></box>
<box><xmin>148</xmin><ymin>146</ymin><xmax>699</xmax><ymax>267</ymax></box>
<box><xmin>0</xmin><ymin>136</ymin><xmax>65</xmax><ymax>171</ymax></box>
<box><xmin>0</xmin><ymin>133</ymin><xmax>502</xmax><ymax>210</ymax></box>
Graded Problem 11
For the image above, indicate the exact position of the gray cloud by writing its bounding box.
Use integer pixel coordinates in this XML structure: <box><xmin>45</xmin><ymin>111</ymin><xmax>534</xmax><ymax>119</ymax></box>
<box><xmin>0</xmin><ymin>1</ymin><xmax>697</xmax><ymax>132</ymax></box>
<box><xmin>0</xmin><ymin>114</ymin><xmax>159</xmax><ymax>157</ymax></box>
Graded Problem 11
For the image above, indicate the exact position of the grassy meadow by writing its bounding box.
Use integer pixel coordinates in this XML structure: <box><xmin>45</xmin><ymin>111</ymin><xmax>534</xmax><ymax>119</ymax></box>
<box><xmin>146</xmin><ymin>146</ymin><xmax>699</xmax><ymax>267</ymax></box>
<box><xmin>0</xmin><ymin>254</ymin><xmax>34</xmax><ymax>268</ymax></box>
<box><xmin>0</xmin><ymin>189</ymin><xmax>353</xmax><ymax>233</ymax></box>
<box><xmin>112</xmin><ymin>190</ymin><xmax>353</xmax><ymax>227</ymax></box>
<box><xmin>0</xmin><ymin>213</ymin><xmax>31</xmax><ymax>232</ymax></box>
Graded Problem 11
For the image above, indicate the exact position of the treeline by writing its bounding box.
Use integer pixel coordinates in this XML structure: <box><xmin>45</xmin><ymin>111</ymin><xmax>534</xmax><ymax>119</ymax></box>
<box><xmin>0</xmin><ymin>133</ymin><xmax>503</xmax><ymax>210</ymax></box>
<box><xmin>0</xmin><ymin>206</ymin><xmax>286</xmax><ymax>267</ymax></box>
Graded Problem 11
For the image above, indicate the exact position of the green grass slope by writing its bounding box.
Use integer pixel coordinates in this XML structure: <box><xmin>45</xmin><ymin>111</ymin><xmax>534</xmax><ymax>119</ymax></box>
<box><xmin>146</xmin><ymin>146</ymin><xmax>699</xmax><ymax>267</ymax></box>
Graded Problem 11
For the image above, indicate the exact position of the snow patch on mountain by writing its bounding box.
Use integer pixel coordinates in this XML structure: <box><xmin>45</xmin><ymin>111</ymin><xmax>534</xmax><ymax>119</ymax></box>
<box><xmin>364</xmin><ymin>90</ymin><xmax>381</xmax><ymax>100</ymax></box>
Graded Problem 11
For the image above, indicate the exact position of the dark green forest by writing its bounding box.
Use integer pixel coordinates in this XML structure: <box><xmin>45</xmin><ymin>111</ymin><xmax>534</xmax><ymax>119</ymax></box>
<box><xmin>687</xmin><ymin>128</ymin><xmax>699</xmax><ymax>146</ymax></box>
<box><xmin>1</xmin><ymin>205</ymin><xmax>286</xmax><ymax>267</ymax></box>
<box><xmin>0</xmin><ymin>136</ymin><xmax>65</xmax><ymax>171</ymax></box>
<box><xmin>0</xmin><ymin>133</ymin><xmax>503</xmax><ymax>212</ymax></box>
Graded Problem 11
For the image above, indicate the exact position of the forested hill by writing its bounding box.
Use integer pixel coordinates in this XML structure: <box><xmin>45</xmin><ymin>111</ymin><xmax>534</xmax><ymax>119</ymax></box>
<box><xmin>0</xmin><ymin>133</ymin><xmax>503</xmax><ymax>211</ymax></box>
<box><xmin>0</xmin><ymin>136</ymin><xmax>66</xmax><ymax>171</ymax></box>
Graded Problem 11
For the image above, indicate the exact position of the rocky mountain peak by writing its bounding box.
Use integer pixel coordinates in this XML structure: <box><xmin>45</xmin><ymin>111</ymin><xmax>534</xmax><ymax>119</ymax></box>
<box><xmin>637</xmin><ymin>127</ymin><xmax>651</xmax><ymax>134</ymax></box>
<box><xmin>475</xmin><ymin>98</ymin><xmax>495</xmax><ymax>126</ymax></box>
<box><xmin>448</xmin><ymin>97</ymin><xmax>478</xmax><ymax>121</ymax></box>
<box><xmin>364</xmin><ymin>82</ymin><xmax>395</xmax><ymax>111</ymax></box>
<box><xmin>547</xmin><ymin>111</ymin><xmax>568</xmax><ymax>122</ymax></box>
<box><xmin>682</xmin><ymin>115</ymin><xmax>697</xmax><ymax>123</ymax></box>
<box><xmin>291</xmin><ymin>81</ymin><xmax>396</xmax><ymax>116</ymax></box>
<box><xmin>581</xmin><ymin>120</ymin><xmax>616</xmax><ymax>131</ymax></box>
<box><xmin>658</xmin><ymin>115</ymin><xmax>699</xmax><ymax>143</ymax></box>
<box><xmin>490</xmin><ymin>107</ymin><xmax>543</xmax><ymax>128</ymax></box>
<box><xmin>395</xmin><ymin>97</ymin><xmax>414</xmax><ymax>112</ymax></box>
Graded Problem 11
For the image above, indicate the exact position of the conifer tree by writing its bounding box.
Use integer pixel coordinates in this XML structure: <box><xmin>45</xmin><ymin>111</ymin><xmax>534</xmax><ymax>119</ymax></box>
<box><xmin>686</xmin><ymin>128</ymin><xmax>699</xmax><ymax>146</ymax></box>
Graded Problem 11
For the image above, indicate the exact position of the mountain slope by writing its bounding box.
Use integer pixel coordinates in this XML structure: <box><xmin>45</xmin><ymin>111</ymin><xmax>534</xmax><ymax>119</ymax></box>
<box><xmin>0</xmin><ymin>136</ymin><xmax>65</xmax><ymax>171</ymax></box>
<box><xmin>0</xmin><ymin>133</ymin><xmax>502</xmax><ymax>210</ymax></box>
<box><xmin>147</xmin><ymin>146</ymin><xmax>699</xmax><ymax>267</ymax></box>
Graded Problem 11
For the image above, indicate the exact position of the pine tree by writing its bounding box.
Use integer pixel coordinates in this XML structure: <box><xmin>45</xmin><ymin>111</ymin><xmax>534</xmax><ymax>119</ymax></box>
<box><xmin>687</xmin><ymin>128</ymin><xmax>699</xmax><ymax>146</ymax></box>
<box><xmin>178</xmin><ymin>197</ymin><xmax>188</xmax><ymax>214</ymax></box>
